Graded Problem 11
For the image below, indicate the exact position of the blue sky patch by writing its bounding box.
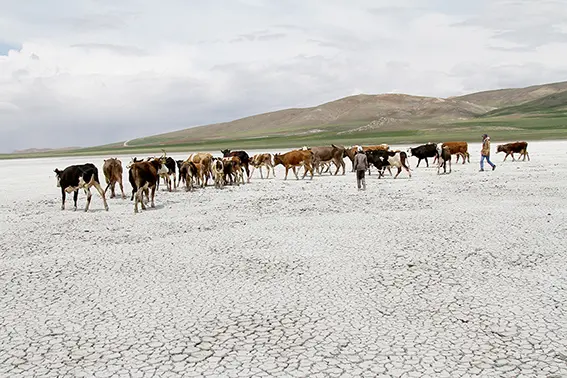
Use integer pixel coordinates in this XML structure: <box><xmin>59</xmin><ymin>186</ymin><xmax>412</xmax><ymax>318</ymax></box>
<box><xmin>0</xmin><ymin>42</ymin><xmax>21</xmax><ymax>55</ymax></box>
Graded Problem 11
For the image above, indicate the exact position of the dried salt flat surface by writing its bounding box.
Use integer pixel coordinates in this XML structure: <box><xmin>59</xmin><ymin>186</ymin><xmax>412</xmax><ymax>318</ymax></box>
<box><xmin>1</xmin><ymin>141</ymin><xmax>566</xmax><ymax>378</ymax></box>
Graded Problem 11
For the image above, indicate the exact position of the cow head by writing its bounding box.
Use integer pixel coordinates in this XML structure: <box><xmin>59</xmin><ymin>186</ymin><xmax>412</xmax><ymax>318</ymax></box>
<box><xmin>221</xmin><ymin>149</ymin><xmax>231</xmax><ymax>157</ymax></box>
<box><xmin>54</xmin><ymin>169</ymin><xmax>62</xmax><ymax>187</ymax></box>
<box><xmin>496</xmin><ymin>145</ymin><xmax>504</xmax><ymax>153</ymax></box>
<box><xmin>406</xmin><ymin>148</ymin><xmax>413</xmax><ymax>156</ymax></box>
<box><xmin>127</xmin><ymin>157</ymin><xmax>140</xmax><ymax>169</ymax></box>
<box><xmin>273</xmin><ymin>154</ymin><xmax>282</xmax><ymax>166</ymax></box>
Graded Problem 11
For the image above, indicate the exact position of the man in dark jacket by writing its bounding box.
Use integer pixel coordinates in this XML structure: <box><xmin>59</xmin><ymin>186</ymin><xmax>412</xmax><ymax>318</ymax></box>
<box><xmin>353</xmin><ymin>146</ymin><xmax>368</xmax><ymax>190</ymax></box>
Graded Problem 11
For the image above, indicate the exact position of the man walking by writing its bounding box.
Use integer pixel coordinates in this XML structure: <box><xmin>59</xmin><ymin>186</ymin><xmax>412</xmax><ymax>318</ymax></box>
<box><xmin>480</xmin><ymin>133</ymin><xmax>496</xmax><ymax>171</ymax></box>
<box><xmin>353</xmin><ymin>146</ymin><xmax>368</xmax><ymax>190</ymax></box>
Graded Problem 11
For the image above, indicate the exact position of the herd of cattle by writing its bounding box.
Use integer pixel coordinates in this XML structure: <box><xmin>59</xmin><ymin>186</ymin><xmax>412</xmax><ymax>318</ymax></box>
<box><xmin>53</xmin><ymin>141</ymin><xmax>530</xmax><ymax>213</ymax></box>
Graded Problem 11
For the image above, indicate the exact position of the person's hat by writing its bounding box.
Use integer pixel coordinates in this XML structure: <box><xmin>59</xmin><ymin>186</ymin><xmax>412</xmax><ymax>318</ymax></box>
<box><xmin>482</xmin><ymin>133</ymin><xmax>488</xmax><ymax>138</ymax></box>
<box><xmin>357</xmin><ymin>146</ymin><xmax>363</xmax><ymax>152</ymax></box>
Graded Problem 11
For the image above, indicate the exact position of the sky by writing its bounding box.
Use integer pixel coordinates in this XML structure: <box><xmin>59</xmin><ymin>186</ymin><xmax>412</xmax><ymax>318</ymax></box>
<box><xmin>1</xmin><ymin>0</ymin><xmax>567</xmax><ymax>152</ymax></box>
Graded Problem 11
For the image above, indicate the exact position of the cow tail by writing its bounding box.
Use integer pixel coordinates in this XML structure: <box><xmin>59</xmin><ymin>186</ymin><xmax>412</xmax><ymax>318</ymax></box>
<box><xmin>402</xmin><ymin>152</ymin><xmax>411</xmax><ymax>170</ymax></box>
<box><xmin>103</xmin><ymin>181</ymin><xmax>112</xmax><ymax>194</ymax></box>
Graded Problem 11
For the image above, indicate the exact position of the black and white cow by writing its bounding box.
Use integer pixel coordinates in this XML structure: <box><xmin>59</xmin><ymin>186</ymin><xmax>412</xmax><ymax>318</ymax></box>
<box><xmin>54</xmin><ymin>163</ymin><xmax>109</xmax><ymax>212</ymax></box>
<box><xmin>160</xmin><ymin>156</ymin><xmax>177</xmax><ymax>191</ymax></box>
<box><xmin>366</xmin><ymin>150</ymin><xmax>412</xmax><ymax>179</ymax></box>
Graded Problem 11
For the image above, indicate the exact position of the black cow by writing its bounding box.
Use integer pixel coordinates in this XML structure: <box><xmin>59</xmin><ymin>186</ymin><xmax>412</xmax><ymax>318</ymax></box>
<box><xmin>176</xmin><ymin>160</ymin><xmax>185</xmax><ymax>185</ymax></box>
<box><xmin>221</xmin><ymin>149</ymin><xmax>250</xmax><ymax>182</ymax></box>
<box><xmin>407</xmin><ymin>143</ymin><xmax>437</xmax><ymax>168</ymax></box>
<box><xmin>54</xmin><ymin>163</ymin><xmax>109</xmax><ymax>212</ymax></box>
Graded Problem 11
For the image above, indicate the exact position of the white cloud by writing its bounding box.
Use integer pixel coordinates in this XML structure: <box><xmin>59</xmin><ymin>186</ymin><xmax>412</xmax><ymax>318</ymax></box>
<box><xmin>1</xmin><ymin>0</ymin><xmax>567</xmax><ymax>151</ymax></box>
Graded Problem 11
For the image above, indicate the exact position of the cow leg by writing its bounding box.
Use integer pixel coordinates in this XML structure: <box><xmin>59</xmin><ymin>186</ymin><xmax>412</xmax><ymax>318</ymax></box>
<box><xmin>73</xmin><ymin>190</ymin><xmax>79</xmax><ymax>211</ymax></box>
<box><xmin>333</xmin><ymin>159</ymin><xmax>340</xmax><ymax>176</ymax></box>
<box><xmin>461</xmin><ymin>153</ymin><xmax>466</xmax><ymax>164</ymax></box>
<box><xmin>292</xmin><ymin>166</ymin><xmax>299</xmax><ymax>180</ymax></box>
<box><xmin>416</xmin><ymin>159</ymin><xmax>421</xmax><ymax>168</ymax></box>
<box><xmin>394</xmin><ymin>167</ymin><xmax>402</xmax><ymax>179</ymax></box>
<box><xmin>84</xmin><ymin>188</ymin><xmax>93</xmax><ymax>212</ymax></box>
<box><xmin>60</xmin><ymin>189</ymin><xmax>66</xmax><ymax>210</ymax></box>
<box><xmin>140</xmin><ymin>188</ymin><xmax>148</xmax><ymax>210</ymax></box>
<box><xmin>92</xmin><ymin>182</ymin><xmax>109</xmax><ymax>211</ymax></box>
<box><xmin>303</xmin><ymin>164</ymin><xmax>314</xmax><ymax>180</ymax></box>
<box><xmin>119</xmin><ymin>178</ymin><xmax>126</xmax><ymax>199</ymax></box>
<box><xmin>108</xmin><ymin>182</ymin><xmax>115</xmax><ymax>198</ymax></box>
<box><xmin>134</xmin><ymin>191</ymin><xmax>141</xmax><ymax>213</ymax></box>
<box><xmin>150</xmin><ymin>185</ymin><xmax>156</xmax><ymax>208</ymax></box>
<box><xmin>449</xmin><ymin>159</ymin><xmax>452</xmax><ymax>174</ymax></box>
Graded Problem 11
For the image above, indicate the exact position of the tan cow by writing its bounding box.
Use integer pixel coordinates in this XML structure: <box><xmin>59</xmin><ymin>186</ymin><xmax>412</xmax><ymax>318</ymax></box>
<box><xmin>250</xmin><ymin>153</ymin><xmax>275</xmax><ymax>179</ymax></box>
<box><xmin>103</xmin><ymin>158</ymin><xmax>126</xmax><ymax>199</ymax></box>
<box><xmin>273</xmin><ymin>150</ymin><xmax>314</xmax><ymax>180</ymax></box>
<box><xmin>306</xmin><ymin>145</ymin><xmax>346</xmax><ymax>176</ymax></box>
<box><xmin>188</xmin><ymin>153</ymin><xmax>213</xmax><ymax>186</ymax></box>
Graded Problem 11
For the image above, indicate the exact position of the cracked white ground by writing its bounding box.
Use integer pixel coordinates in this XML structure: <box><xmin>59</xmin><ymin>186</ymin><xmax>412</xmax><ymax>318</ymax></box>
<box><xmin>1</xmin><ymin>141</ymin><xmax>566</xmax><ymax>377</ymax></box>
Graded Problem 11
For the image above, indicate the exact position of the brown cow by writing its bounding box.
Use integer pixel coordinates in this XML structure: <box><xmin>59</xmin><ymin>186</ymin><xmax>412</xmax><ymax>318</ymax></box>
<box><xmin>307</xmin><ymin>145</ymin><xmax>346</xmax><ymax>175</ymax></box>
<box><xmin>223</xmin><ymin>156</ymin><xmax>245</xmax><ymax>185</ymax></box>
<box><xmin>273</xmin><ymin>150</ymin><xmax>314</xmax><ymax>180</ymax></box>
<box><xmin>179</xmin><ymin>160</ymin><xmax>200</xmax><ymax>191</ymax></box>
<box><xmin>440</xmin><ymin>141</ymin><xmax>470</xmax><ymax>164</ymax></box>
<box><xmin>103</xmin><ymin>158</ymin><xmax>126</xmax><ymax>199</ymax></box>
<box><xmin>250</xmin><ymin>153</ymin><xmax>276</xmax><ymax>179</ymax></box>
<box><xmin>497</xmin><ymin>141</ymin><xmax>530</xmax><ymax>161</ymax></box>
<box><xmin>129</xmin><ymin>160</ymin><xmax>163</xmax><ymax>213</ymax></box>
<box><xmin>345</xmin><ymin>144</ymin><xmax>389</xmax><ymax>171</ymax></box>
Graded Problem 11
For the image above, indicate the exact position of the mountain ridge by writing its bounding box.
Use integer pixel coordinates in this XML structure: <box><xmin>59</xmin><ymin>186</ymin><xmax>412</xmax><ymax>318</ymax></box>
<box><xmin>125</xmin><ymin>80</ymin><xmax>567</xmax><ymax>147</ymax></box>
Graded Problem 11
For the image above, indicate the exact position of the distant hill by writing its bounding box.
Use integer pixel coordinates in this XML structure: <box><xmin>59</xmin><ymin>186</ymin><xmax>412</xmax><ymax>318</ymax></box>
<box><xmin>124</xmin><ymin>80</ymin><xmax>567</xmax><ymax>148</ymax></box>
<box><xmin>126</xmin><ymin>94</ymin><xmax>493</xmax><ymax>147</ymax></box>
<box><xmin>13</xmin><ymin>147</ymin><xmax>80</xmax><ymax>154</ymax></box>
<box><xmin>3</xmin><ymin>80</ymin><xmax>567</xmax><ymax>159</ymax></box>
<box><xmin>452</xmin><ymin>81</ymin><xmax>567</xmax><ymax>108</ymax></box>
<box><xmin>480</xmin><ymin>90</ymin><xmax>567</xmax><ymax>117</ymax></box>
